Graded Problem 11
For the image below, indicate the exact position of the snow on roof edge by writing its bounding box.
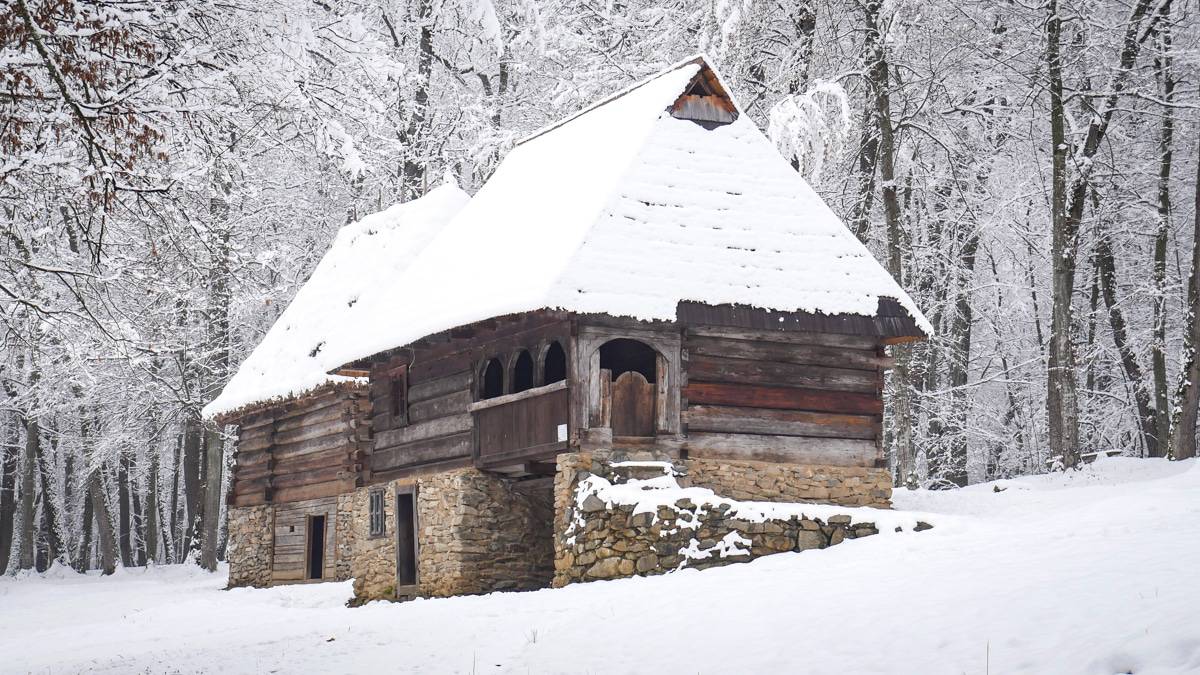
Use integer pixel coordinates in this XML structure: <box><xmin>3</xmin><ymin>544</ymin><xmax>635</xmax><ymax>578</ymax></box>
<box><xmin>517</xmin><ymin>53</ymin><xmax>713</xmax><ymax>147</ymax></box>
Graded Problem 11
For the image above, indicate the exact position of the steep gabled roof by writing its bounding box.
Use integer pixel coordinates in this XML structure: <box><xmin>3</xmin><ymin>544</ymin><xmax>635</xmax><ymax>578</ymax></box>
<box><xmin>206</xmin><ymin>55</ymin><xmax>931</xmax><ymax>421</ymax></box>
<box><xmin>322</xmin><ymin>55</ymin><xmax>929</xmax><ymax>370</ymax></box>
<box><xmin>203</xmin><ymin>181</ymin><xmax>470</xmax><ymax>420</ymax></box>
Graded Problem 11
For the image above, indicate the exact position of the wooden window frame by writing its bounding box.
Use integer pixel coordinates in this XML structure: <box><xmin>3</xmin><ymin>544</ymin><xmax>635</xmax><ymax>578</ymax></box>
<box><xmin>368</xmin><ymin>489</ymin><xmax>386</xmax><ymax>538</ymax></box>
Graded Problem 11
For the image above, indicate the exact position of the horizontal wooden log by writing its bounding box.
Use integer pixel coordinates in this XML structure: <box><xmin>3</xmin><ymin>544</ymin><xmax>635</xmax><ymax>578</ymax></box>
<box><xmin>684</xmin><ymin>432</ymin><xmax>877</xmax><ymax>467</ymax></box>
<box><xmin>233</xmin><ymin>477</ymin><xmax>270</xmax><ymax>493</ymax></box>
<box><xmin>272</xmin><ymin>451</ymin><xmax>349</xmax><ymax>477</ymax></box>
<box><xmin>684</xmin><ymin>382</ymin><xmax>882</xmax><ymax>415</ymax></box>
<box><xmin>372</xmin><ymin>431</ymin><xmax>473</xmax><ymax>473</ymax></box>
<box><xmin>408</xmin><ymin>370</ymin><xmax>473</xmax><ymax>404</ymax></box>
<box><xmin>687</xmin><ymin>335</ymin><xmax>889</xmax><ymax>371</ymax></box>
<box><xmin>229</xmin><ymin>491</ymin><xmax>267</xmax><ymax>507</ymax></box>
<box><xmin>273</xmin><ymin>401</ymin><xmax>347</xmax><ymax>434</ymax></box>
<box><xmin>233</xmin><ymin>465</ymin><xmax>271</xmax><ymax>483</ymax></box>
<box><xmin>686</xmin><ymin>325</ymin><xmax>880</xmax><ymax>350</ymax></box>
<box><xmin>687</xmin><ymin>354</ymin><xmax>879</xmax><ymax>393</ymax></box>
<box><xmin>273</xmin><ymin>388</ymin><xmax>350</xmax><ymax>423</ymax></box>
<box><xmin>475</xmin><ymin>441</ymin><xmax>567</xmax><ymax>469</ymax></box>
<box><xmin>235</xmin><ymin>448</ymin><xmax>271</xmax><ymax>467</ymax></box>
<box><xmin>468</xmin><ymin>380</ymin><xmax>567</xmax><ymax>412</ymax></box>
<box><xmin>270</xmin><ymin>467</ymin><xmax>346</xmax><ymax>491</ymax></box>
<box><xmin>407</xmin><ymin>352</ymin><xmax>476</xmax><ymax>384</ymax></box>
<box><xmin>236</xmin><ymin>432</ymin><xmax>274</xmax><ymax>454</ymax></box>
<box><xmin>409</xmin><ymin>389</ymin><xmax>472</xmax><ymax>424</ymax></box>
<box><xmin>272</xmin><ymin>433</ymin><xmax>352</xmax><ymax>462</ymax></box>
<box><xmin>273</xmin><ymin>417</ymin><xmax>351</xmax><ymax>447</ymax></box>
<box><xmin>374</xmin><ymin>413</ymin><xmax>471</xmax><ymax>449</ymax></box>
<box><xmin>684</xmin><ymin>405</ymin><xmax>878</xmax><ymax>440</ymax></box>
<box><xmin>369</xmin><ymin>456</ymin><xmax>474</xmax><ymax>483</ymax></box>
<box><xmin>271</xmin><ymin>478</ymin><xmax>355</xmax><ymax>504</ymax></box>
<box><xmin>271</xmin><ymin>569</ymin><xmax>307</xmax><ymax>582</ymax></box>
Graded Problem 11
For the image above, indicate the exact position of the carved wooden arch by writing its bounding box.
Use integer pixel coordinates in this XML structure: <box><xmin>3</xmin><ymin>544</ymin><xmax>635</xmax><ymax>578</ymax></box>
<box><xmin>535</xmin><ymin>339</ymin><xmax>568</xmax><ymax>388</ymax></box>
<box><xmin>573</xmin><ymin>325</ymin><xmax>681</xmax><ymax>437</ymax></box>
<box><xmin>477</xmin><ymin>356</ymin><xmax>506</xmax><ymax>400</ymax></box>
<box><xmin>508</xmin><ymin>348</ymin><xmax>536</xmax><ymax>394</ymax></box>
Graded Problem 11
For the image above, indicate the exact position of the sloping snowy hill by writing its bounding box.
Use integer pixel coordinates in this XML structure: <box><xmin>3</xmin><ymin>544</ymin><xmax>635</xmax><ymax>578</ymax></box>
<box><xmin>2</xmin><ymin>457</ymin><xmax>1197</xmax><ymax>674</ymax></box>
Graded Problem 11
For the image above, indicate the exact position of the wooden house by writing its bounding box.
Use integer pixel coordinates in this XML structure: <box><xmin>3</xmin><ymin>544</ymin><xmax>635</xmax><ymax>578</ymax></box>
<box><xmin>205</xmin><ymin>55</ymin><xmax>929</xmax><ymax>601</ymax></box>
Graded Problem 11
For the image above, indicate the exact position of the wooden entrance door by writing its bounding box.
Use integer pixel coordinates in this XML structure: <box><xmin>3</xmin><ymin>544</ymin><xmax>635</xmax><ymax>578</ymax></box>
<box><xmin>306</xmin><ymin>515</ymin><xmax>325</xmax><ymax>580</ymax></box>
<box><xmin>611</xmin><ymin>371</ymin><xmax>655</xmax><ymax>437</ymax></box>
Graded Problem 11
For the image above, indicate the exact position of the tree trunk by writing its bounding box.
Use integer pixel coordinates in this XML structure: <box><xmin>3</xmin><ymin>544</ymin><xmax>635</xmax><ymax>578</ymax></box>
<box><xmin>117</xmin><ymin>449</ymin><xmax>133</xmax><ymax>566</ymax></box>
<box><xmin>199</xmin><ymin>426</ymin><xmax>224</xmax><ymax>571</ymax></box>
<box><xmin>1044</xmin><ymin>0</ymin><xmax>1081</xmax><ymax>470</ymax></box>
<box><xmin>944</xmin><ymin>231</ymin><xmax>978</xmax><ymax>487</ymax></box>
<box><xmin>181</xmin><ymin>415</ymin><xmax>202</xmax><ymax>559</ymax></box>
<box><xmin>35</xmin><ymin>434</ymin><xmax>65</xmax><ymax>567</ymax></box>
<box><xmin>1095</xmin><ymin>228</ymin><xmax>1159</xmax><ymax>457</ymax></box>
<box><xmin>861</xmin><ymin>0</ymin><xmax>915</xmax><ymax>485</ymax></box>
<box><xmin>18</xmin><ymin>417</ymin><xmax>37</xmax><ymax>570</ymax></box>
<box><xmin>399</xmin><ymin>0</ymin><xmax>434</xmax><ymax>200</ymax></box>
<box><xmin>1151</xmin><ymin>15</ymin><xmax>1175</xmax><ymax>456</ymax></box>
<box><xmin>145</xmin><ymin>440</ymin><xmax>159</xmax><ymax>565</ymax></box>
<box><xmin>0</xmin><ymin>416</ymin><xmax>16</xmax><ymax>574</ymax></box>
<box><xmin>87</xmin><ymin>465</ymin><xmax>117</xmax><ymax>576</ymax></box>
<box><xmin>1169</xmin><ymin>147</ymin><xmax>1200</xmax><ymax>460</ymax></box>
<box><xmin>168</xmin><ymin>430</ymin><xmax>181</xmax><ymax>563</ymax></box>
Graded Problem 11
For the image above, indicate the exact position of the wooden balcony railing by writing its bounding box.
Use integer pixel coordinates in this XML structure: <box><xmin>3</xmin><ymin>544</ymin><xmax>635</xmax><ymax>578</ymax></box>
<box><xmin>469</xmin><ymin>380</ymin><xmax>569</xmax><ymax>470</ymax></box>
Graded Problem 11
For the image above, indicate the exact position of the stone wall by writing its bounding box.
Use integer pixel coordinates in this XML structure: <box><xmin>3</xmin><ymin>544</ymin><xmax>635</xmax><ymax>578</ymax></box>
<box><xmin>684</xmin><ymin>457</ymin><xmax>892</xmax><ymax>508</ymax></box>
<box><xmin>350</xmin><ymin>468</ymin><xmax>554</xmax><ymax>603</ymax></box>
<box><xmin>553</xmin><ymin>453</ymin><xmax>928</xmax><ymax>587</ymax></box>
<box><xmin>226</xmin><ymin>505</ymin><xmax>273</xmax><ymax>588</ymax></box>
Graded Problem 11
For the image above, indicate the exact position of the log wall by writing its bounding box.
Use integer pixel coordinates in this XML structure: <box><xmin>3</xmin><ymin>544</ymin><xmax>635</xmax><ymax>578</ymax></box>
<box><xmin>270</xmin><ymin>496</ymin><xmax>339</xmax><ymax>583</ymax></box>
<box><xmin>681</xmin><ymin>326</ymin><xmax>886</xmax><ymax>468</ymax></box>
<box><xmin>368</xmin><ymin>313</ymin><xmax>572</xmax><ymax>480</ymax></box>
<box><xmin>228</xmin><ymin>385</ymin><xmax>370</xmax><ymax>507</ymax></box>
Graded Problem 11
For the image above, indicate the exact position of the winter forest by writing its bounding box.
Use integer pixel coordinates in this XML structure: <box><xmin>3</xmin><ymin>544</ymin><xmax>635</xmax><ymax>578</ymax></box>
<box><xmin>1</xmin><ymin>0</ymin><xmax>1197</xmax><ymax>578</ymax></box>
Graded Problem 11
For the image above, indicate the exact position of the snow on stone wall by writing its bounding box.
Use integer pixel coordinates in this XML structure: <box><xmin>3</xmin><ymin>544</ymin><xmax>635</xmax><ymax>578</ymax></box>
<box><xmin>552</xmin><ymin>453</ymin><xmax>932</xmax><ymax>586</ymax></box>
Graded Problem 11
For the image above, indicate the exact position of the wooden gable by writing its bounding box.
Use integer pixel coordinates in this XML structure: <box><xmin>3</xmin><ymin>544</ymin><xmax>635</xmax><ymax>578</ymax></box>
<box><xmin>669</xmin><ymin>64</ymin><xmax>738</xmax><ymax>125</ymax></box>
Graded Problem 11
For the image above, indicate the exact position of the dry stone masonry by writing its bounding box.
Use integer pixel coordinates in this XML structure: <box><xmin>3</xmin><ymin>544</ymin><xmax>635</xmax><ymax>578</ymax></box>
<box><xmin>553</xmin><ymin>452</ymin><xmax>930</xmax><ymax>586</ymax></box>
<box><xmin>225</xmin><ymin>505</ymin><xmax>273</xmax><ymax>588</ymax></box>
<box><xmin>349</xmin><ymin>468</ymin><xmax>553</xmax><ymax>604</ymax></box>
<box><xmin>686</xmin><ymin>457</ymin><xmax>893</xmax><ymax>508</ymax></box>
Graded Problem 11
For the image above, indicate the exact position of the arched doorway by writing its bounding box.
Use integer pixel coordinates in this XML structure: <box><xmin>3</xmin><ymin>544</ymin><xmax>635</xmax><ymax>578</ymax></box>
<box><xmin>599</xmin><ymin>339</ymin><xmax>657</xmax><ymax>437</ymax></box>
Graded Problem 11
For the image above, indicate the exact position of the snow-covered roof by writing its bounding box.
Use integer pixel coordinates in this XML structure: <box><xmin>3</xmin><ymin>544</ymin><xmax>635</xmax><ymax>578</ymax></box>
<box><xmin>320</xmin><ymin>55</ymin><xmax>929</xmax><ymax>368</ymax></box>
<box><xmin>203</xmin><ymin>181</ymin><xmax>470</xmax><ymax>420</ymax></box>
<box><xmin>205</xmin><ymin>54</ymin><xmax>930</xmax><ymax>420</ymax></box>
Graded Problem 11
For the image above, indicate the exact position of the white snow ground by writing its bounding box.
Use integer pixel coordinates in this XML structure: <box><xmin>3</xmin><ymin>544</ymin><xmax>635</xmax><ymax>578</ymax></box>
<box><xmin>2</xmin><ymin>457</ymin><xmax>1198</xmax><ymax>675</ymax></box>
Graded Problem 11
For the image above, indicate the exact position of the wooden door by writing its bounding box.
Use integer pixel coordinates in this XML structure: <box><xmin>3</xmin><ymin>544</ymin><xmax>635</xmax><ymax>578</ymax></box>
<box><xmin>611</xmin><ymin>371</ymin><xmax>655</xmax><ymax>437</ymax></box>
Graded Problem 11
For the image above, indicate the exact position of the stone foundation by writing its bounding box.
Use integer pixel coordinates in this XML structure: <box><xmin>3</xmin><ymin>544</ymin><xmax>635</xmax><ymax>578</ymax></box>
<box><xmin>350</xmin><ymin>468</ymin><xmax>554</xmax><ymax>603</ymax></box>
<box><xmin>226</xmin><ymin>505</ymin><xmax>273</xmax><ymax>588</ymax></box>
<box><xmin>684</xmin><ymin>457</ymin><xmax>892</xmax><ymax>507</ymax></box>
<box><xmin>553</xmin><ymin>453</ymin><xmax>927</xmax><ymax>587</ymax></box>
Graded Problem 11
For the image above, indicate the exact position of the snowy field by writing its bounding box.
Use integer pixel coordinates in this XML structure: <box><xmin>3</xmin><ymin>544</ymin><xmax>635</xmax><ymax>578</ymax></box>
<box><xmin>2</xmin><ymin>457</ymin><xmax>1198</xmax><ymax>675</ymax></box>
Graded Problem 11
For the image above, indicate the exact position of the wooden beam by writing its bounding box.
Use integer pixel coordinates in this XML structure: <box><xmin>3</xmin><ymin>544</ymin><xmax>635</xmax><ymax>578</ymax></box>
<box><xmin>684</xmin><ymin>433</ymin><xmax>877</xmax><ymax>467</ymax></box>
<box><xmin>683</xmin><ymin>382</ymin><xmax>882</xmax><ymax>415</ymax></box>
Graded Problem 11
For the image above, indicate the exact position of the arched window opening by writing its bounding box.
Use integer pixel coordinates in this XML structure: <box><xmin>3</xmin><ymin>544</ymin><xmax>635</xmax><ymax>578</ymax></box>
<box><xmin>512</xmin><ymin>350</ymin><xmax>534</xmax><ymax>393</ymax></box>
<box><xmin>543</xmin><ymin>341</ymin><xmax>567</xmax><ymax>384</ymax></box>
<box><xmin>481</xmin><ymin>358</ymin><xmax>505</xmax><ymax>399</ymax></box>
<box><xmin>599</xmin><ymin>339</ymin><xmax>657</xmax><ymax>383</ymax></box>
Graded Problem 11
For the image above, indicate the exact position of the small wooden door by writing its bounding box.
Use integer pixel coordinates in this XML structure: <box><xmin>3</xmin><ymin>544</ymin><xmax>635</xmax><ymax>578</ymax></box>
<box><xmin>306</xmin><ymin>515</ymin><xmax>326</xmax><ymax>580</ymax></box>
<box><xmin>611</xmin><ymin>371</ymin><xmax>655</xmax><ymax>437</ymax></box>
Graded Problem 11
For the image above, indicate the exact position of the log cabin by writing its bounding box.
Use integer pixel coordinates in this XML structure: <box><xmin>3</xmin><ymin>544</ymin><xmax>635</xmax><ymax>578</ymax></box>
<box><xmin>204</xmin><ymin>55</ymin><xmax>930</xmax><ymax>601</ymax></box>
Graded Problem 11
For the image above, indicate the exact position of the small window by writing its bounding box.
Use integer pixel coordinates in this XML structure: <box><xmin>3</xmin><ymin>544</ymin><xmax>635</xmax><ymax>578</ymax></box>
<box><xmin>513</xmin><ymin>350</ymin><xmax>534</xmax><ymax>393</ymax></box>
<box><xmin>544</xmin><ymin>341</ymin><xmax>566</xmax><ymax>384</ymax></box>
<box><xmin>390</xmin><ymin>369</ymin><xmax>408</xmax><ymax>427</ymax></box>
<box><xmin>481</xmin><ymin>358</ymin><xmax>504</xmax><ymax>399</ymax></box>
<box><xmin>369</xmin><ymin>490</ymin><xmax>386</xmax><ymax>537</ymax></box>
